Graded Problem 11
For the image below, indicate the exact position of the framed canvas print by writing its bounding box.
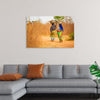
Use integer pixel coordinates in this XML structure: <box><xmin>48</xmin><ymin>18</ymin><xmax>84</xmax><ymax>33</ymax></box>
<box><xmin>26</xmin><ymin>16</ymin><xmax>74</xmax><ymax>48</ymax></box>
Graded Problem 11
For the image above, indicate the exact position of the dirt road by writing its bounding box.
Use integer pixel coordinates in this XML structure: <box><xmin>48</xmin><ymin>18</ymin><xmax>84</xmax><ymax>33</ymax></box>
<box><xmin>41</xmin><ymin>35</ymin><xmax>74</xmax><ymax>48</ymax></box>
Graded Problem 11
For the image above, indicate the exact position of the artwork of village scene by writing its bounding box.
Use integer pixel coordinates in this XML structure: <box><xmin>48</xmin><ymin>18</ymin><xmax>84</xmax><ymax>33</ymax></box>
<box><xmin>26</xmin><ymin>16</ymin><xmax>74</xmax><ymax>48</ymax></box>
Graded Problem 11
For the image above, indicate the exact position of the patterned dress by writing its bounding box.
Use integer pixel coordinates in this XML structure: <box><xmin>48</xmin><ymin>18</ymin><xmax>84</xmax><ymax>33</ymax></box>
<box><xmin>57</xmin><ymin>30</ymin><xmax>63</xmax><ymax>41</ymax></box>
<box><xmin>50</xmin><ymin>30</ymin><xmax>56</xmax><ymax>38</ymax></box>
<box><xmin>50</xmin><ymin>24</ymin><xmax>56</xmax><ymax>40</ymax></box>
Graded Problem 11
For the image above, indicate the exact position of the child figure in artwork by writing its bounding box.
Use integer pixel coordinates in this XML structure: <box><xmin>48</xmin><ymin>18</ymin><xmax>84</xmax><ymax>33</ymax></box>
<box><xmin>50</xmin><ymin>22</ymin><xmax>57</xmax><ymax>42</ymax></box>
<box><xmin>57</xmin><ymin>24</ymin><xmax>64</xmax><ymax>42</ymax></box>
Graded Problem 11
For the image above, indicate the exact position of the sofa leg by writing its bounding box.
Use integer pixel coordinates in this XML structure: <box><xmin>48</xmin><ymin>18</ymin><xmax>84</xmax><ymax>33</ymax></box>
<box><xmin>89</xmin><ymin>94</ymin><xmax>97</xmax><ymax>99</ymax></box>
<box><xmin>94</xmin><ymin>94</ymin><xmax>99</xmax><ymax>99</ymax></box>
<box><xmin>97</xmin><ymin>94</ymin><xmax>100</xmax><ymax>99</ymax></box>
<box><xmin>90</xmin><ymin>94</ymin><xmax>94</xmax><ymax>98</ymax></box>
<box><xmin>93</xmin><ymin>94</ymin><xmax>96</xmax><ymax>99</ymax></box>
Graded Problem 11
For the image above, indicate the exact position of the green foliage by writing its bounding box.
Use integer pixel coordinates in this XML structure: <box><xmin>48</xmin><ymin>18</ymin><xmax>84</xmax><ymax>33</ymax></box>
<box><xmin>96</xmin><ymin>74</ymin><xmax>100</xmax><ymax>77</ymax></box>
<box><xmin>69</xmin><ymin>32</ymin><xmax>74</xmax><ymax>40</ymax></box>
<box><xmin>66</xmin><ymin>32</ymin><xmax>74</xmax><ymax>41</ymax></box>
<box><xmin>90</xmin><ymin>65</ymin><xmax>98</xmax><ymax>69</ymax></box>
<box><xmin>89</xmin><ymin>62</ymin><xmax>100</xmax><ymax>77</ymax></box>
<box><xmin>90</xmin><ymin>70</ymin><xmax>100</xmax><ymax>75</ymax></box>
<box><xmin>54</xmin><ymin>16</ymin><xmax>64</xmax><ymax>21</ymax></box>
<box><xmin>90</xmin><ymin>65</ymin><xmax>98</xmax><ymax>73</ymax></box>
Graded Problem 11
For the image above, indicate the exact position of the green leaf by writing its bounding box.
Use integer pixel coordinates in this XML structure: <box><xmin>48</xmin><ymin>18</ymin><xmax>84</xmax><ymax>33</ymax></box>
<box><xmin>54</xmin><ymin>16</ymin><xmax>64</xmax><ymax>21</ymax></box>
<box><xmin>96</xmin><ymin>74</ymin><xmax>100</xmax><ymax>77</ymax></box>
<box><xmin>90</xmin><ymin>68</ymin><xmax>96</xmax><ymax>71</ymax></box>
<box><xmin>89</xmin><ymin>63</ymin><xmax>100</xmax><ymax>77</ymax></box>
<box><xmin>91</xmin><ymin>71</ymin><xmax>100</xmax><ymax>75</ymax></box>
<box><xmin>89</xmin><ymin>65</ymin><xmax>98</xmax><ymax>69</ymax></box>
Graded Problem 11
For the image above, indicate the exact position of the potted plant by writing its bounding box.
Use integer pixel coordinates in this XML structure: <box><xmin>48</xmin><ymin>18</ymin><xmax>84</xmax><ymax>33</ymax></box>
<box><xmin>89</xmin><ymin>61</ymin><xmax>100</xmax><ymax>83</ymax></box>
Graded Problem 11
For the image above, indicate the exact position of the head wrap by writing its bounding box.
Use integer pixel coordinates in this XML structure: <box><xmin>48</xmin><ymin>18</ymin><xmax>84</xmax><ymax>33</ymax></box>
<box><xmin>59</xmin><ymin>24</ymin><xmax>64</xmax><ymax>31</ymax></box>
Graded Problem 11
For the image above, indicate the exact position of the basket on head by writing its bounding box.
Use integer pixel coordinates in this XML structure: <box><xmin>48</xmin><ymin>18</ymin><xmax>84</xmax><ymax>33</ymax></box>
<box><xmin>50</xmin><ymin>20</ymin><xmax>56</xmax><ymax>24</ymax></box>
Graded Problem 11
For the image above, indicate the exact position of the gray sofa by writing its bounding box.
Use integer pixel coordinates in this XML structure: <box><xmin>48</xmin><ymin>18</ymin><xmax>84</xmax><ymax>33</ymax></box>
<box><xmin>0</xmin><ymin>64</ymin><xmax>98</xmax><ymax>100</ymax></box>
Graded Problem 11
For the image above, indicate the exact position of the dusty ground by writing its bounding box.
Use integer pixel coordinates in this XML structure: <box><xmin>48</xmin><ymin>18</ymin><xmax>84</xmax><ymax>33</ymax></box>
<box><xmin>27</xmin><ymin>22</ymin><xmax>74</xmax><ymax>48</ymax></box>
<box><xmin>41</xmin><ymin>35</ymin><xmax>74</xmax><ymax>48</ymax></box>
<box><xmin>27</xmin><ymin>35</ymin><xmax>74</xmax><ymax>48</ymax></box>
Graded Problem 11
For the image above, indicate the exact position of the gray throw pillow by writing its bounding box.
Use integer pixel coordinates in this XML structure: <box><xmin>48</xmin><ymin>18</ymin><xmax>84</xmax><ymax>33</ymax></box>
<box><xmin>44</xmin><ymin>65</ymin><xmax>63</xmax><ymax>79</ymax></box>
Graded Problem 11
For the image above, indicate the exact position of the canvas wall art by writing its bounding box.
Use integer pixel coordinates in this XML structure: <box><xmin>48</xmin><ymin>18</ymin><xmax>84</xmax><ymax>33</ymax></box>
<box><xmin>26</xmin><ymin>16</ymin><xmax>74</xmax><ymax>48</ymax></box>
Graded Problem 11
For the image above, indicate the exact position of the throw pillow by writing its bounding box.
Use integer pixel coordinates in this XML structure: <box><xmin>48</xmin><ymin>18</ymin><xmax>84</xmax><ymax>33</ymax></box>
<box><xmin>27</xmin><ymin>64</ymin><xmax>44</xmax><ymax>78</ymax></box>
<box><xmin>0</xmin><ymin>73</ymin><xmax>23</xmax><ymax>81</ymax></box>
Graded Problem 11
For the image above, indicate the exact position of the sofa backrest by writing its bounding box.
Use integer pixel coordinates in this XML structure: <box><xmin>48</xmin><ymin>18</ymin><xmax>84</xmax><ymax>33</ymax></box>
<box><xmin>3</xmin><ymin>64</ymin><xmax>18</xmax><ymax>74</ymax></box>
<box><xmin>63</xmin><ymin>65</ymin><xmax>92</xmax><ymax>79</ymax></box>
<box><xmin>3</xmin><ymin>64</ymin><xmax>91</xmax><ymax>79</ymax></box>
<box><xmin>43</xmin><ymin>65</ymin><xmax>63</xmax><ymax>79</ymax></box>
<box><xmin>18</xmin><ymin>64</ymin><xmax>63</xmax><ymax>78</ymax></box>
<box><xmin>3</xmin><ymin>64</ymin><xmax>28</xmax><ymax>78</ymax></box>
<box><xmin>18</xmin><ymin>64</ymin><xmax>28</xmax><ymax>78</ymax></box>
<box><xmin>3</xmin><ymin>64</ymin><xmax>63</xmax><ymax>78</ymax></box>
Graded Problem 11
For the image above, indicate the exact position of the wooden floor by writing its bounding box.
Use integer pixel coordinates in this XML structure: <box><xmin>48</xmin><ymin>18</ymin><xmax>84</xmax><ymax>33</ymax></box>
<box><xmin>19</xmin><ymin>94</ymin><xmax>99</xmax><ymax>100</ymax></box>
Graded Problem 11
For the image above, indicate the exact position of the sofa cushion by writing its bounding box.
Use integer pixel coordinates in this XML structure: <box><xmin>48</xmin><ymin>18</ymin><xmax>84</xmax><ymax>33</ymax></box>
<box><xmin>27</xmin><ymin>88</ymin><xmax>96</xmax><ymax>94</ymax></box>
<box><xmin>27</xmin><ymin>64</ymin><xmax>44</xmax><ymax>78</ymax></box>
<box><xmin>98</xmin><ymin>88</ymin><xmax>100</xmax><ymax>94</ymax></box>
<box><xmin>0</xmin><ymin>78</ymin><xmax>30</xmax><ymax>94</ymax></box>
<box><xmin>43</xmin><ymin>65</ymin><xmax>48</xmax><ymax>78</ymax></box>
<box><xmin>18</xmin><ymin>65</ymin><xmax>28</xmax><ymax>78</ymax></box>
<box><xmin>79</xmin><ymin>65</ymin><xmax>92</xmax><ymax>78</ymax></box>
<box><xmin>63</xmin><ymin>65</ymin><xmax>78</xmax><ymax>78</ymax></box>
<box><xmin>0</xmin><ymin>73</ymin><xmax>23</xmax><ymax>81</ymax></box>
<box><xmin>26</xmin><ymin>79</ymin><xmax>96</xmax><ymax>88</ymax></box>
<box><xmin>44</xmin><ymin>65</ymin><xmax>62</xmax><ymax>79</ymax></box>
<box><xmin>63</xmin><ymin>65</ymin><xmax>92</xmax><ymax>79</ymax></box>
<box><xmin>3</xmin><ymin>65</ymin><xmax>18</xmax><ymax>74</ymax></box>
<box><xmin>18</xmin><ymin>64</ymin><xmax>48</xmax><ymax>78</ymax></box>
<box><xmin>0</xmin><ymin>88</ymin><xmax>26</xmax><ymax>100</ymax></box>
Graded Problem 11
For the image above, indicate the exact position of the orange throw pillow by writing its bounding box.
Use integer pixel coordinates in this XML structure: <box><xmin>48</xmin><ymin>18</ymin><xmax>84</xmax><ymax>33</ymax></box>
<box><xmin>0</xmin><ymin>73</ymin><xmax>23</xmax><ymax>81</ymax></box>
<box><xmin>27</xmin><ymin>64</ymin><xmax>44</xmax><ymax>79</ymax></box>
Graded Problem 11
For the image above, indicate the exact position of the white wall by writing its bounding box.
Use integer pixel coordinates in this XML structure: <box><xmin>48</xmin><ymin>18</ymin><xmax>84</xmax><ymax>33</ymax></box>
<box><xmin>0</xmin><ymin>0</ymin><xmax>100</xmax><ymax>73</ymax></box>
